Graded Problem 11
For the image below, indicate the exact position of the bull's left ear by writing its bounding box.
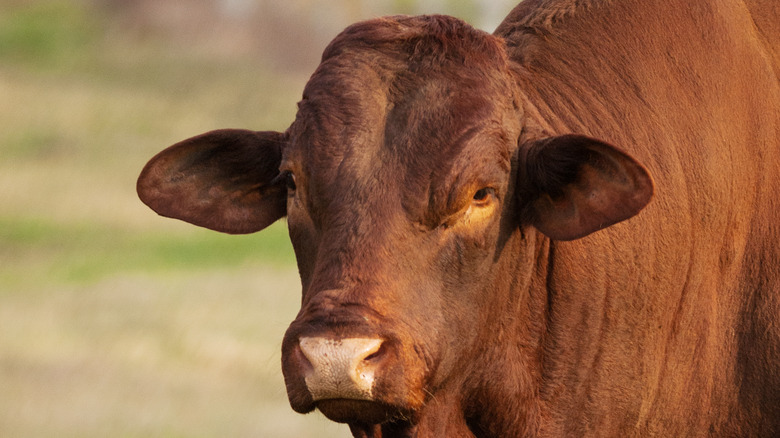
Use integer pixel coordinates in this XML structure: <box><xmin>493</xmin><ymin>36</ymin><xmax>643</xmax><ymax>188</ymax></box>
<box><xmin>137</xmin><ymin>129</ymin><xmax>288</xmax><ymax>234</ymax></box>
<box><xmin>517</xmin><ymin>134</ymin><xmax>654</xmax><ymax>241</ymax></box>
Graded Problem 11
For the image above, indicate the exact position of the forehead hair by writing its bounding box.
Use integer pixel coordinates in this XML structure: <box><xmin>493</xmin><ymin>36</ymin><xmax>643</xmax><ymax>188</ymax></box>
<box><xmin>287</xmin><ymin>15</ymin><xmax>517</xmax><ymax>227</ymax></box>
<box><xmin>293</xmin><ymin>14</ymin><xmax>515</xmax><ymax>150</ymax></box>
<box><xmin>320</xmin><ymin>14</ymin><xmax>509</xmax><ymax>72</ymax></box>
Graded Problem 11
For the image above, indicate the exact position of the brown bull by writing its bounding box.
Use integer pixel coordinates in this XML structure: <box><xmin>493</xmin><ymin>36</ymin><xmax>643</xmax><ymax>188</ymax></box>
<box><xmin>137</xmin><ymin>0</ymin><xmax>780</xmax><ymax>436</ymax></box>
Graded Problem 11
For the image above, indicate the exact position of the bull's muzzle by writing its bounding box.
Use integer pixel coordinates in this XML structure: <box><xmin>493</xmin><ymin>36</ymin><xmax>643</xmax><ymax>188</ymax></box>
<box><xmin>298</xmin><ymin>337</ymin><xmax>384</xmax><ymax>401</ymax></box>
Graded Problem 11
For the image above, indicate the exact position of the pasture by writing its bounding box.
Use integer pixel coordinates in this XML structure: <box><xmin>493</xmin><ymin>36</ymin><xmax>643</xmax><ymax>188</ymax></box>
<box><xmin>0</xmin><ymin>1</ymin><xmax>343</xmax><ymax>436</ymax></box>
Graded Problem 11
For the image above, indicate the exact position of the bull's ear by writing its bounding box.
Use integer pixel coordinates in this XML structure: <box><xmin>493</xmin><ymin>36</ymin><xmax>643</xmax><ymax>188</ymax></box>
<box><xmin>137</xmin><ymin>129</ymin><xmax>288</xmax><ymax>234</ymax></box>
<box><xmin>517</xmin><ymin>134</ymin><xmax>653</xmax><ymax>241</ymax></box>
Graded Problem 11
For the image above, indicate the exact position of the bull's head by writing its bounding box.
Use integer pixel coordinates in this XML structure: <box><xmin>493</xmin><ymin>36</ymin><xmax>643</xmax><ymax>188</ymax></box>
<box><xmin>137</xmin><ymin>15</ymin><xmax>652</xmax><ymax>437</ymax></box>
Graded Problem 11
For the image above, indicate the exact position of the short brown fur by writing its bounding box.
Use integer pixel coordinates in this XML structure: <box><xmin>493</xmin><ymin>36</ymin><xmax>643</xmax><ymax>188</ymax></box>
<box><xmin>137</xmin><ymin>1</ymin><xmax>780</xmax><ymax>436</ymax></box>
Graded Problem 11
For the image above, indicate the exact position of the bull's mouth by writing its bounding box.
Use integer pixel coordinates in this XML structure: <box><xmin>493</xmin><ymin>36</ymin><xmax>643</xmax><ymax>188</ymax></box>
<box><xmin>315</xmin><ymin>399</ymin><xmax>412</xmax><ymax>425</ymax></box>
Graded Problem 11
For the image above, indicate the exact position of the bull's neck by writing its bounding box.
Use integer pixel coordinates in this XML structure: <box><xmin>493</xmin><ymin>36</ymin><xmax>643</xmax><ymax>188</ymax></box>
<box><xmin>498</xmin><ymin>1</ymin><xmax>663</xmax><ymax>141</ymax></box>
<box><xmin>461</xmin><ymin>228</ymin><xmax>552</xmax><ymax>437</ymax></box>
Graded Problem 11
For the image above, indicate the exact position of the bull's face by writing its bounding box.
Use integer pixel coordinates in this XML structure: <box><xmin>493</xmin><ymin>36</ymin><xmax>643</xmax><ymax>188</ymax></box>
<box><xmin>137</xmin><ymin>15</ymin><xmax>652</xmax><ymax>435</ymax></box>
<box><xmin>278</xmin><ymin>17</ymin><xmax>525</xmax><ymax>426</ymax></box>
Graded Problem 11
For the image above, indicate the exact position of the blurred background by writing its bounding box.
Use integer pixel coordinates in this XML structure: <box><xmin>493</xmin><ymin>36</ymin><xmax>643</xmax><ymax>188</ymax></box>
<box><xmin>0</xmin><ymin>0</ymin><xmax>516</xmax><ymax>436</ymax></box>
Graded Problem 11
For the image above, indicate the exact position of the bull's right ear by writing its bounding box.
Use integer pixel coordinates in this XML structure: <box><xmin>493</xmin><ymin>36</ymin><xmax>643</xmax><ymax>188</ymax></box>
<box><xmin>137</xmin><ymin>129</ymin><xmax>288</xmax><ymax>234</ymax></box>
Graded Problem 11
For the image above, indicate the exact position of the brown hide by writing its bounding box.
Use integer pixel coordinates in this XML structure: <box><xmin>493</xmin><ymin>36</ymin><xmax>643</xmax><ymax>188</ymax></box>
<box><xmin>136</xmin><ymin>1</ymin><xmax>780</xmax><ymax>437</ymax></box>
<box><xmin>496</xmin><ymin>0</ymin><xmax>780</xmax><ymax>435</ymax></box>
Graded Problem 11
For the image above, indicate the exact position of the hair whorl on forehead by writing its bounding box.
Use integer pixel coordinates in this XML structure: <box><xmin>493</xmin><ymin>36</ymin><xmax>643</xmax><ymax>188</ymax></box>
<box><xmin>321</xmin><ymin>14</ymin><xmax>509</xmax><ymax>69</ymax></box>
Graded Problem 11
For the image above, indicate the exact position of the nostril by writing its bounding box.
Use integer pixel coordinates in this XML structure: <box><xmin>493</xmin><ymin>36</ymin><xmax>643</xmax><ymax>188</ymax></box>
<box><xmin>362</xmin><ymin>343</ymin><xmax>385</xmax><ymax>362</ymax></box>
<box><xmin>294</xmin><ymin>340</ymin><xmax>314</xmax><ymax>372</ymax></box>
<box><xmin>299</xmin><ymin>337</ymin><xmax>384</xmax><ymax>365</ymax></box>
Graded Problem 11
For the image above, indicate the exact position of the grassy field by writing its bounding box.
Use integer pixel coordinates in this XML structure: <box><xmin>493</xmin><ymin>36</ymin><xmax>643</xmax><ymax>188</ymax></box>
<box><xmin>0</xmin><ymin>1</ymin><xmax>347</xmax><ymax>436</ymax></box>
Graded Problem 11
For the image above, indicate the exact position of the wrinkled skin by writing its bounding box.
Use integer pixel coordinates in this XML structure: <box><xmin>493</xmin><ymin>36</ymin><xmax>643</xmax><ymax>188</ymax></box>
<box><xmin>138</xmin><ymin>1</ymin><xmax>780</xmax><ymax>437</ymax></box>
<box><xmin>280</xmin><ymin>19</ymin><xmax>525</xmax><ymax>424</ymax></box>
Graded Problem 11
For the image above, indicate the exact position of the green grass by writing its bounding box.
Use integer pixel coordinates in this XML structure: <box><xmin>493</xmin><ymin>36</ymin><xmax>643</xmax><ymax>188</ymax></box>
<box><xmin>0</xmin><ymin>217</ymin><xmax>296</xmax><ymax>287</ymax></box>
<box><xmin>0</xmin><ymin>1</ymin><xmax>100</xmax><ymax>69</ymax></box>
<box><xmin>0</xmin><ymin>0</ymin><xmax>303</xmax><ymax>286</ymax></box>
<box><xmin>0</xmin><ymin>1</ymin><xmax>347</xmax><ymax>436</ymax></box>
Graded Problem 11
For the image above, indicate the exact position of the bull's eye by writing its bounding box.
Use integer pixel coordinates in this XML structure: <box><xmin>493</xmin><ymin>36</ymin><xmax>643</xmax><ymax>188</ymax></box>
<box><xmin>472</xmin><ymin>187</ymin><xmax>495</xmax><ymax>205</ymax></box>
<box><xmin>284</xmin><ymin>171</ymin><xmax>297</xmax><ymax>192</ymax></box>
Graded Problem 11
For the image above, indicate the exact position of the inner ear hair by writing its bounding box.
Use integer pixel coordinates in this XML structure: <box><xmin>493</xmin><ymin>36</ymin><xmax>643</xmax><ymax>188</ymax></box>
<box><xmin>517</xmin><ymin>135</ymin><xmax>654</xmax><ymax>241</ymax></box>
